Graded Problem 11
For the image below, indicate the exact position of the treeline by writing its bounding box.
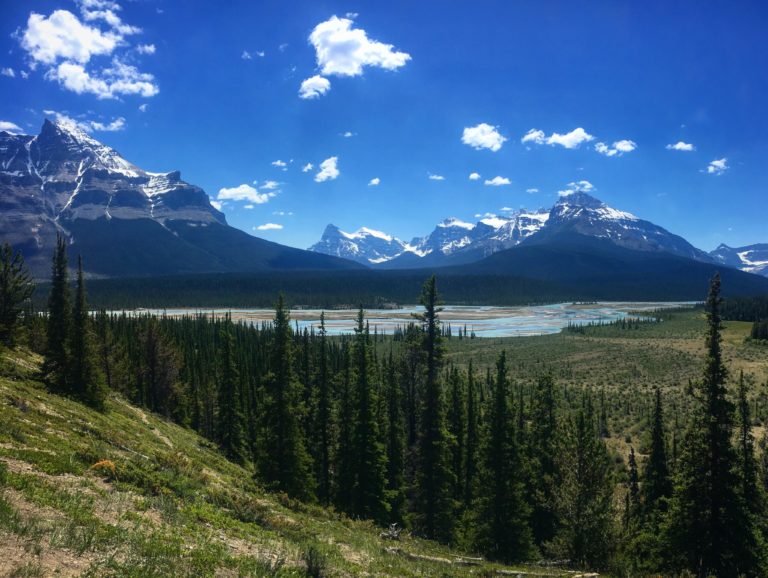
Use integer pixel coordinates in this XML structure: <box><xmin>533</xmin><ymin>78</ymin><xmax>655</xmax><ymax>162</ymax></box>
<box><xmin>722</xmin><ymin>294</ymin><xmax>768</xmax><ymax>321</ymax></box>
<box><xmin>3</xmin><ymin>241</ymin><xmax>768</xmax><ymax>575</ymax></box>
<box><xmin>751</xmin><ymin>320</ymin><xmax>768</xmax><ymax>341</ymax></box>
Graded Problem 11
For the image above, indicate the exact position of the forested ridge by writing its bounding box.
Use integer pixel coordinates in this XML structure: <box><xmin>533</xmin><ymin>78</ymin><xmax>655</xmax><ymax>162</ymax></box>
<box><xmin>3</xmin><ymin>239</ymin><xmax>768</xmax><ymax>576</ymax></box>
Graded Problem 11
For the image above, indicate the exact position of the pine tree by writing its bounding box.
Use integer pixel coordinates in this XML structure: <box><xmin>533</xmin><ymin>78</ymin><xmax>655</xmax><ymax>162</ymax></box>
<box><xmin>313</xmin><ymin>312</ymin><xmax>333</xmax><ymax>505</ymax></box>
<box><xmin>335</xmin><ymin>346</ymin><xmax>355</xmax><ymax>513</ymax></box>
<box><xmin>664</xmin><ymin>274</ymin><xmax>762</xmax><ymax>577</ymax></box>
<box><xmin>413</xmin><ymin>276</ymin><xmax>455</xmax><ymax>542</ymax></box>
<box><xmin>43</xmin><ymin>234</ymin><xmax>71</xmax><ymax>393</ymax></box>
<box><xmin>259</xmin><ymin>295</ymin><xmax>314</xmax><ymax>500</ymax></box>
<box><xmin>626</xmin><ymin>447</ymin><xmax>640</xmax><ymax>523</ymax></box>
<box><xmin>384</xmin><ymin>352</ymin><xmax>406</xmax><ymax>524</ymax></box>
<box><xmin>447</xmin><ymin>366</ymin><xmax>466</xmax><ymax>504</ymax></box>
<box><xmin>642</xmin><ymin>388</ymin><xmax>671</xmax><ymax>516</ymax></box>
<box><xmin>68</xmin><ymin>256</ymin><xmax>107</xmax><ymax>409</ymax></box>
<box><xmin>527</xmin><ymin>373</ymin><xmax>558</xmax><ymax>547</ymax></box>
<box><xmin>217</xmin><ymin>319</ymin><xmax>248</xmax><ymax>464</ymax></box>
<box><xmin>474</xmin><ymin>351</ymin><xmax>534</xmax><ymax>562</ymax></box>
<box><xmin>0</xmin><ymin>243</ymin><xmax>34</xmax><ymax>346</ymax></box>
<box><xmin>550</xmin><ymin>395</ymin><xmax>615</xmax><ymax>569</ymax></box>
<box><xmin>464</xmin><ymin>361</ymin><xmax>479</xmax><ymax>507</ymax></box>
<box><xmin>350</xmin><ymin>308</ymin><xmax>389</xmax><ymax>524</ymax></box>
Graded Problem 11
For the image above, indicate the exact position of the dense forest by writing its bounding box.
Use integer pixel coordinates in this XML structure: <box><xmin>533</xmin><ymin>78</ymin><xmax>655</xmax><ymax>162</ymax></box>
<box><xmin>2</xmin><ymin>239</ymin><xmax>768</xmax><ymax>576</ymax></box>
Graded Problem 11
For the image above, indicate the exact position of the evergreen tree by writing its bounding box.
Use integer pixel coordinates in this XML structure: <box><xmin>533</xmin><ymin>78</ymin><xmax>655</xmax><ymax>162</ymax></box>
<box><xmin>626</xmin><ymin>447</ymin><xmax>640</xmax><ymax>523</ymax></box>
<box><xmin>259</xmin><ymin>295</ymin><xmax>314</xmax><ymax>500</ymax></box>
<box><xmin>350</xmin><ymin>308</ymin><xmax>389</xmax><ymax>524</ymax></box>
<box><xmin>313</xmin><ymin>312</ymin><xmax>333</xmax><ymax>505</ymax></box>
<box><xmin>447</xmin><ymin>366</ymin><xmax>466</xmax><ymax>504</ymax></box>
<box><xmin>464</xmin><ymin>361</ymin><xmax>479</xmax><ymax>507</ymax></box>
<box><xmin>550</xmin><ymin>395</ymin><xmax>615</xmax><ymax>569</ymax></box>
<box><xmin>68</xmin><ymin>256</ymin><xmax>107</xmax><ymax>409</ymax></box>
<box><xmin>335</xmin><ymin>346</ymin><xmax>355</xmax><ymax>513</ymax></box>
<box><xmin>43</xmin><ymin>234</ymin><xmax>71</xmax><ymax>393</ymax></box>
<box><xmin>217</xmin><ymin>319</ymin><xmax>248</xmax><ymax>464</ymax></box>
<box><xmin>0</xmin><ymin>243</ymin><xmax>34</xmax><ymax>346</ymax></box>
<box><xmin>384</xmin><ymin>352</ymin><xmax>406</xmax><ymax>524</ymax></box>
<box><xmin>527</xmin><ymin>373</ymin><xmax>558</xmax><ymax>547</ymax></box>
<box><xmin>474</xmin><ymin>351</ymin><xmax>534</xmax><ymax>562</ymax></box>
<box><xmin>664</xmin><ymin>274</ymin><xmax>762</xmax><ymax>577</ymax></box>
<box><xmin>642</xmin><ymin>388</ymin><xmax>671</xmax><ymax>515</ymax></box>
<box><xmin>136</xmin><ymin>318</ymin><xmax>184</xmax><ymax>419</ymax></box>
<box><xmin>413</xmin><ymin>276</ymin><xmax>455</xmax><ymax>542</ymax></box>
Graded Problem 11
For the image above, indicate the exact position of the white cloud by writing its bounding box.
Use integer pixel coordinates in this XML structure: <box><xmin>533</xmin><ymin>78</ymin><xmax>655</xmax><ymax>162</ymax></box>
<box><xmin>218</xmin><ymin>184</ymin><xmax>275</xmax><ymax>204</ymax></box>
<box><xmin>273</xmin><ymin>210</ymin><xmax>293</xmax><ymax>216</ymax></box>
<box><xmin>0</xmin><ymin>121</ymin><xmax>24</xmax><ymax>134</ymax></box>
<box><xmin>299</xmin><ymin>75</ymin><xmax>331</xmax><ymax>99</ymax></box>
<box><xmin>526</xmin><ymin>188</ymin><xmax>539</xmax><ymax>193</ymax></box>
<box><xmin>462</xmin><ymin>123</ymin><xmax>507</xmax><ymax>152</ymax></box>
<box><xmin>315</xmin><ymin>156</ymin><xmax>339</xmax><ymax>182</ymax></box>
<box><xmin>241</xmin><ymin>50</ymin><xmax>252</xmax><ymax>60</ymax></box>
<box><xmin>255</xmin><ymin>223</ymin><xmax>283</xmax><ymax>230</ymax></box>
<box><xmin>210</xmin><ymin>199</ymin><xmax>223</xmax><ymax>211</ymax></box>
<box><xmin>278</xmin><ymin>43</ymin><xmax>288</xmax><ymax>52</ymax></box>
<box><xmin>558</xmin><ymin>180</ymin><xmax>595</xmax><ymax>197</ymax></box>
<box><xmin>138</xmin><ymin>103</ymin><xmax>147</xmax><ymax>112</ymax></box>
<box><xmin>428</xmin><ymin>173</ymin><xmax>445</xmax><ymax>181</ymax></box>
<box><xmin>484</xmin><ymin>176</ymin><xmax>511</xmax><ymax>186</ymax></box>
<box><xmin>271</xmin><ymin>159</ymin><xmax>288</xmax><ymax>168</ymax></box>
<box><xmin>18</xmin><ymin>6</ymin><xmax>157</xmax><ymax>99</ymax></box>
<box><xmin>260</xmin><ymin>180</ymin><xmax>280</xmax><ymax>190</ymax></box>
<box><xmin>706</xmin><ymin>158</ymin><xmax>728</xmax><ymax>175</ymax></box>
<box><xmin>500</xmin><ymin>206</ymin><xmax>514</xmax><ymax>212</ymax></box>
<box><xmin>308</xmin><ymin>16</ymin><xmax>411</xmax><ymax>77</ymax></box>
<box><xmin>256</xmin><ymin>50</ymin><xmax>265</xmax><ymax>57</ymax></box>
<box><xmin>301</xmin><ymin>163</ymin><xmax>314</xmax><ymax>172</ymax></box>
<box><xmin>21</xmin><ymin>10</ymin><xmax>119</xmax><ymax>65</ymax></box>
<box><xmin>522</xmin><ymin>127</ymin><xmax>594</xmax><ymax>149</ymax></box>
<box><xmin>342</xmin><ymin>131</ymin><xmax>354</xmax><ymax>138</ymax></box>
<box><xmin>595</xmin><ymin>139</ymin><xmax>636</xmax><ymax>157</ymax></box>
<box><xmin>521</xmin><ymin>128</ymin><xmax>545</xmax><ymax>145</ymax></box>
<box><xmin>48</xmin><ymin>59</ymin><xmax>158</xmax><ymax>99</ymax></box>
<box><xmin>1</xmin><ymin>68</ymin><xmax>15</xmax><ymax>78</ymax></box>
<box><xmin>20</xmin><ymin>71</ymin><xmax>29</xmax><ymax>79</ymax></box>
<box><xmin>666</xmin><ymin>141</ymin><xmax>695</xmax><ymax>151</ymax></box>
<box><xmin>368</xmin><ymin>177</ymin><xmax>380</xmax><ymax>186</ymax></box>
<box><xmin>244</xmin><ymin>204</ymin><xmax>254</xmax><ymax>209</ymax></box>
<box><xmin>48</xmin><ymin>111</ymin><xmax>125</xmax><ymax>132</ymax></box>
<box><xmin>469</xmin><ymin>172</ymin><xmax>481</xmax><ymax>181</ymax></box>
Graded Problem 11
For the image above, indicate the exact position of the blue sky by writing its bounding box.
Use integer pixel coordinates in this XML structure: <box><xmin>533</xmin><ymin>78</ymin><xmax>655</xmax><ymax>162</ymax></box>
<box><xmin>2</xmin><ymin>0</ymin><xmax>766</xmax><ymax>251</ymax></box>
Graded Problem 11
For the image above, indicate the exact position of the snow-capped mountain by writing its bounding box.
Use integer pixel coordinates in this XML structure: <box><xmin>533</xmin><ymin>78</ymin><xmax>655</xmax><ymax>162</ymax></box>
<box><xmin>309</xmin><ymin>190</ymin><xmax>710</xmax><ymax>268</ymax></box>
<box><xmin>710</xmin><ymin>243</ymin><xmax>768</xmax><ymax>277</ymax></box>
<box><xmin>0</xmin><ymin>119</ymin><xmax>358</xmax><ymax>277</ymax></box>
<box><xmin>309</xmin><ymin>224</ymin><xmax>411</xmax><ymax>264</ymax></box>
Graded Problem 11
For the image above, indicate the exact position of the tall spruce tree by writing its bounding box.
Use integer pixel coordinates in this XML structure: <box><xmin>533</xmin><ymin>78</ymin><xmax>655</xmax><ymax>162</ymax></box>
<box><xmin>335</xmin><ymin>346</ymin><xmax>355</xmax><ymax>513</ymax></box>
<box><xmin>259</xmin><ymin>295</ymin><xmax>314</xmax><ymax>500</ymax></box>
<box><xmin>385</xmin><ymin>352</ymin><xmax>406</xmax><ymax>524</ymax></box>
<box><xmin>626</xmin><ymin>447</ymin><xmax>640</xmax><ymax>523</ymax></box>
<box><xmin>642</xmin><ymin>388</ymin><xmax>671</xmax><ymax>516</ymax></box>
<box><xmin>664</xmin><ymin>274</ymin><xmax>762</xmax><ymax>577</ymax></box>
<box><xmin>0</xmin><ymin>243</ymin><xmax>34</xmax><ymax>346</ymax></box>
<box><xmin>464</xmin><ymin>361</ymin><xmax>479</xmax><ymax>507</ymax></box>
<box><xmin>68</xmin><ymin>256</ymin><xmax>107</xmax><ymax>409</ymax></box>
<box><xmin>217</xmin><ymin>319</ymin><xmax>248</xmax><ymax>464</ymax></box>
<box><xmin>447</xmin><ymin>366</ymin><xmax>466</xmax><ymax>504</ymax></box>
<box><xmin>350</xmin><ymin>308</ymin><xmax>389</xmax><ymax>524</ymax></box>
<box><xmin>413</xmin><ymin>276</ymin><xmax>455</xmax><ymax>542</ymax></box>
<box><xmin>313</xmin><ymin>312</ymin><xmax>333</xmax><ymax>505</ymax></box>
<box><xmin>527</xmin><ymin>373</ymin><xmax>558</xmax><ymax>547</ymax></box>
<box><xmin>43</xmin><ymin>234</ymin><xmax>71</xmax><ymax>393</ymax></box>
<box><xmin>474</xmin><ymin>351</ymin><xmax>533</xmax><ymax>562</ymax></box>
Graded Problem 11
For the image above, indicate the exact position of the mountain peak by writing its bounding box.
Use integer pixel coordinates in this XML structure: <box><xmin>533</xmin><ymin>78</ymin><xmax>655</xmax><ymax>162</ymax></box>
<box><xmin>555</xmin><ymin>190</ymin><xmax>604</xmax><ymax>208</ymax></box>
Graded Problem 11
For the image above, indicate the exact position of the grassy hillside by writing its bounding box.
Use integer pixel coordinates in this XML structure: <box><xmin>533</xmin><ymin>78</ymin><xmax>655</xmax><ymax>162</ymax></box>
<box><xmin>0</xmin><ymin>348</ymin><xmax>578</xmax><ymax>577</ymax></box>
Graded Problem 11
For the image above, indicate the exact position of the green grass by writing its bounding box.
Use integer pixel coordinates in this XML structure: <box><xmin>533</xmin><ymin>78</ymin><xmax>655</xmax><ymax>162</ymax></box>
<box><xmin>0</xmin><ymin>347</ymin><xmax>572</xmax><ymax>577</ymax></box>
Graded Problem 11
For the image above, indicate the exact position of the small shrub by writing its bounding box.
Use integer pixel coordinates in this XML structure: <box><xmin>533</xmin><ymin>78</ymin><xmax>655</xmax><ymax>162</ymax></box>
<box><xmin>303</xmin><ymin>544</ymin><xmax>327</xmax><ymax>578</ymax></box>
<box><xmin>90</xmin><ymin>459</ymin><xmax>117</xmax><ymax>481</ymax></box>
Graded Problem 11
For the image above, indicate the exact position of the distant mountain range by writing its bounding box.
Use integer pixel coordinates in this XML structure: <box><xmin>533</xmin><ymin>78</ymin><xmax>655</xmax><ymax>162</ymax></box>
<box><xmin>0</xmin><ymin>120</ymin><xmax>359</xmax><ymax>278</ymax></box>
<box><xmin>309</xmin><ymin>192</ymin><xmax>767</xmax><ymax>277</ymax></box>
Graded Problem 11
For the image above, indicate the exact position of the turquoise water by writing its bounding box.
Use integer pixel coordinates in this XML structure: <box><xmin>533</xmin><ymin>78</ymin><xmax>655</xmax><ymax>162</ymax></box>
<box><xmin>136</xmin><ymin>302</ymin><xmax>690</xmax><ymax>338</ymax></box>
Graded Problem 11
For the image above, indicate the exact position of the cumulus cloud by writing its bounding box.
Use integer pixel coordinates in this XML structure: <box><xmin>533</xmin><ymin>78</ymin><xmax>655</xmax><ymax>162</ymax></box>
<box><xmin>210</xmin><ymin>199</ymin><xmax>223</xmax><ymax>211</ymax></box>
<box><xmin>18</xmin><ymin>4</ymin><xmax>158</xmax><ymax>99</ymax></box>
<box><xmin>299</xmin><ymin>75</ymin><xmax>331</xmax><ymax>99</ymax></box>
<box><xmin>0</xmin><ymin>121</ymin><xmax>24</xmax><ymax>134</ymax></box>
<box><xmin>1</xmin><ymin>68</ymin><xmax>15</xmax><ymax>77</ymax></box>
<box><xmin>309</xmin><ymin>16</ymin><xmax>411</xmax><ymax>77</ymax></box>
<box><xmin>315</xmin><ymin>156</ymin><xmax>339</xmax><ymax>182</ymax></box>
<box><xmin>255</xmin><ymin>223</ymin><xmax>283</xmax><ymax>230</ymax></box>
<box><xmin>522</xmin><ymin>127</ymin><xmax>594</xmax><ymax>149</ymax></box>
<box><xmin>558</xmin><ymin>180</ymin><xmax>595</xmax><ymax>197</ymax></box>
<box><xmin>469</xmin><ymin>172</ymin><xmax>481</xmax><ymax>181</ymax></box>
<box><xmin>595</xmin><ymin>139</ymin><xmax>636</xmax><ymax>157</ymax></box>
<box><xmin>428</xmin><ymin>173</ymin><xmax>445</xmax><ymax>181</ymax></box>
<box><xmin>484</xmin><ymin>176</ymin><xmax>511</xmax><ymax>186</ymax></box>
<box><xmin>301</xmin><ymin>163</ymin><xmax>314</xmax><ymax>172</ymax></box>
<box><xmin>218</xmin><ymin>184</ymin><xmax>276</xmax><ymax>204</ymax></box>
<box><xmin>48</xmin><ymin>111</ymin><xmax>125</xmax><ymax>132</ymax></box>
<box><xmin>706</xmin><ymin>158</ymin><xmax>728</xmax><ymax>175</ymax></box>
<box><xmin>368</xmin><ymin>177</ymin><xmax>380</xmax><ymax>186</ymax></box>
<box><xmin>666</xmin><ymin>141</ymin><xmax>695</xmax><ymax>151</ymax></box>
<box><xmin>462</xmin><ymin>123</ymin><xmax>507</xmax><ymax>152</ymax></box>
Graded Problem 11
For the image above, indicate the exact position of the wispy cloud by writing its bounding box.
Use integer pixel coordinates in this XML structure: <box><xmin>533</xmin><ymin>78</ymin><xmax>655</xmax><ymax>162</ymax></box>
<box><xmin>0</xmin><ymin>120</ymin><xmax>24</xmax><ymax>134</ymax></box>
<box><xmin>558</xmin><ymin>180</ymin><xmax>595</xmax><ymax>197</ymax></box>
<box><xmin>666</xmin><ymin>141</ymin><xmax>695</xmax><ymax>151</ymax></box>
<box><xmin>706</xmin><ymin>158</ymin><xmax>728</xmax><ymax>175</ymax></box>
<box><xmin>484</xmin><ymin>176</ymin><xmax>511</xmax><ymax>186</ymax></box>
<box><xmin>428</xmin><ymin>173</ymin><xmax>445</xmax><ymax>181</ymax></box>
<box><xmin>255</xmin><ymin>223</ymin><xmax>283</xmax><ymax>230</ymax></box>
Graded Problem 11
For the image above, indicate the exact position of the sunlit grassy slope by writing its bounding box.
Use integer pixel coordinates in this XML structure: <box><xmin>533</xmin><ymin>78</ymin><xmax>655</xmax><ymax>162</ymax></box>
<box><xmin>0</xmin><ymin>348</ymin><xmax>578</xmax><ymax>577</ymax></box>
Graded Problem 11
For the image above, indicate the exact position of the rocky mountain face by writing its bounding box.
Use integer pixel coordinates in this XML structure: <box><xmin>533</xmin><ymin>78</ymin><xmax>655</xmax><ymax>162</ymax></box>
<box><xmin>310</xmin><ymin>191</ymin><xmax>712</xmax><ymax>268</ymax></box>
<box><xmin>0</xmin><ymin>120</ymin><xmax>358</xmax><ymax>277</ymax></box>
<box><xmin>710</xmin><ymin>243</ymin><xmax>768</xmax><ymax>277</ymax></box>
